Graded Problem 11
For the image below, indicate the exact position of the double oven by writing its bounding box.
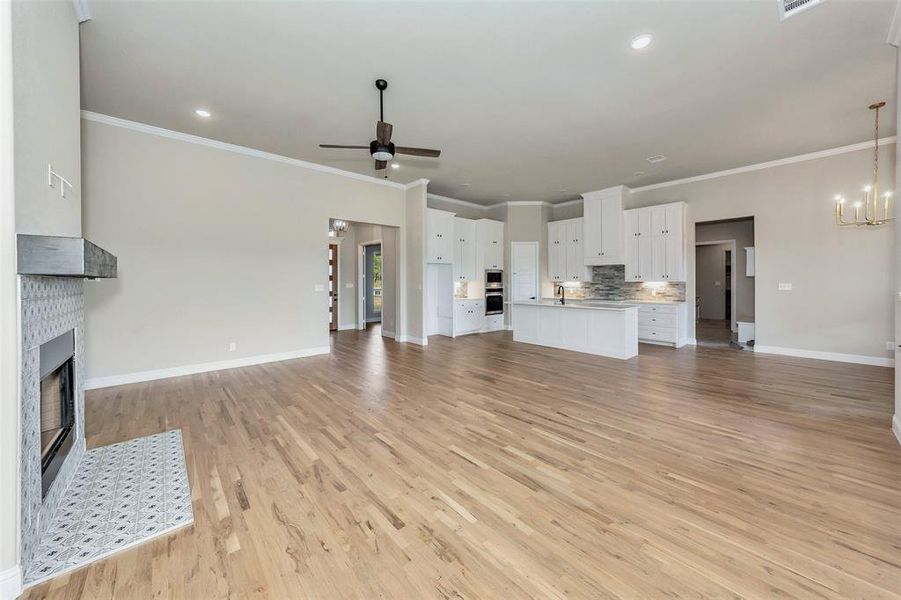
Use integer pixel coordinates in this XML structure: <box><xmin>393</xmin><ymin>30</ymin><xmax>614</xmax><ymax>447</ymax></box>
<box><xmin>485</xmin><ymin>269</ymin><xmax>504</xmax><ymax>315</ymax></box>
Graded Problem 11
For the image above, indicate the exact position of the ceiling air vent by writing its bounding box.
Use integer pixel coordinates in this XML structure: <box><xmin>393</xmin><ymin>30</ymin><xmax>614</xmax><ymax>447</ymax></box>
<box><xmin>779</xmin><ymin>0</ymin><xmax>822</xmax><ymax>21</ymax></box>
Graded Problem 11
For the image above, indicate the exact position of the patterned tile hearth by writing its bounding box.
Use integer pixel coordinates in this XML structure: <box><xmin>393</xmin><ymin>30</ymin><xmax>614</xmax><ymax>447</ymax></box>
<box><xmin>24</xmin><ymin>430</ymin><xmax>194</xmax><ymax>586</ymax></box>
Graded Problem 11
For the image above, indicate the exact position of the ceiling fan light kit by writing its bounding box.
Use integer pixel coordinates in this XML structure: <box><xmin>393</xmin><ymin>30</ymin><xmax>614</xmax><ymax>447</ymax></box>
<box><xmin>320</xmin><ymin>79</ymin><xmax>441</xmax><ymax>171</ymax></box>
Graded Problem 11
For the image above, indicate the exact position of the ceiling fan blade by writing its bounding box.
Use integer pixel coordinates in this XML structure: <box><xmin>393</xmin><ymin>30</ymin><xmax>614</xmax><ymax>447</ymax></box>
<box><xmin>319</xmin><ymin>144</ymin><xmax>368</xmax><ymax>149</ymax></box>
<box><xmin>395</xmin><ymin>146</ymin><xmax>441</xmax><ymax>158</ymax></box>
<box><xmin>374</xmin><ymin>160</ymin><xmax>387</xmax><ymax>170</ymax></box>
<box><xmin>377</xmin><ymin>121</ymin><xmax>393</xmax><ymax>145</ymax></box>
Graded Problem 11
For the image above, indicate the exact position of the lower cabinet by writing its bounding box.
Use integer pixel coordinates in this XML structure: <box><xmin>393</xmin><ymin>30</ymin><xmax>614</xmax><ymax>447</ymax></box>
<box><xmin>636</xmin><ymin>302</ymin><xmax>687</xmax><ymax>347</ymax></box>
<box><xmin>454</xmin><ymin>299</ymin><xmax>485</xmax><ymax>336</ymax></box>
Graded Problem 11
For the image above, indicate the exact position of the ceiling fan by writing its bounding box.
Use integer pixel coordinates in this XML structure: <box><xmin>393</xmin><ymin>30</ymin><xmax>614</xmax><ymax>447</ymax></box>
<box><xmin>320</xmin><ymin>79</ymin><xmax>441</xmax><ymax>171</ymax></box>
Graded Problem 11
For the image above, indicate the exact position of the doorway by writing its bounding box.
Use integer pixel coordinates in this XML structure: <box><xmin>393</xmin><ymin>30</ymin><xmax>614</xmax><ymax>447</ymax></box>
<box><xmin>328</xmin><ymin>243</ymin><xmax>338</xmax><ymax>331</ymax></box>
<box><xmin>694</xmin><ymin>217</ymin><xmax>755</xmax><ymax>347</ymax></box>
<box><xmin>363</xmin><ymin>243</ymin><xmax>382</xmax><ymax>325</ymax></box>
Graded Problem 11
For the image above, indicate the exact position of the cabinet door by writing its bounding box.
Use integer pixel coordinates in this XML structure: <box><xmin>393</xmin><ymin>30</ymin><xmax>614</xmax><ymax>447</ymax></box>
<box><xmin>582</xmin><ymin>197</ymin><xmax>604</xmax><ymax>264</ymax></box>
<box><xmin>566</xmin><ymin>219</ymin><xmax>584</xmax><ymax>281</ymax></box>
<box><xmin>489</xmin><ymin>222</ymin><xmax>504</xmax><ymax>269</ymax></box>
<box><xmin>427</xmin><ymin>209</ymin><xmax>454</xmax><ymax>264</ymax></box>
<box><xmin>624</xmin><ymin>210</ymin><xmax>640</xmax><ymax>281</ymax></box>
<box><xmin>426</xmin><ymin>210</ymin><xmax>441</xmax><ymax>263</ymax></box>
<box><xmin>664</xmin><ymin>203</ymin><xmax>684</xmax><ymax>281</ymax></box>
<box><xmin>454</xmin><ymin>218</ymin><xmax>477</xmax><ymax>281</ymax></box>
<box><xmin>547</xmin><ymin>221</ymin><xmax>565</xmax><ymax>282</ymax></box>
<box><xmin>637</xmin><ymin>208</ymin><xmax>653</xmax><ymax>281</ymax></box>
<box><xmin>453</xmin><ymin>219</ymin><xmax>465</xmax><ymax>280</ymax></box>
<box><xmin>600</xmin><ymin>196</ymin><xmax>623</xmax><ymax>262</ymax></box>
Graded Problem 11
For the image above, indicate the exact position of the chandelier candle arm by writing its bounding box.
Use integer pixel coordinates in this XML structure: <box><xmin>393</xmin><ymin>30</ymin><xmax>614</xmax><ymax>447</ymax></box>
<box><xmin>833</xmin><ymin>101</ymin><xmax>894</xmax><ymax>227</ymax></box>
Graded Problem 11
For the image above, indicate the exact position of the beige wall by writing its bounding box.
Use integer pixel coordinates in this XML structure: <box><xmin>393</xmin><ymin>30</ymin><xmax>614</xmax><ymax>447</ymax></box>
<box><xmin>696</xmin><ymin>218</ymin><xmax>755</xmax><ymax>322</ymax></box>
<box><xmin>404</xmin><ymin>181</ymin><xmax>427</xmax><ymax>342</ymax></box>
<box><xmin>632</xmin><ymin>146</ymin><xmax>895</xmax><ymax>360</ymax></box>
<box><xmin>12</xmin><ymin>0</ymin><xmax>81</xmax><ymax>236</ymax></box>
<box><xmin>336</xmin><ymin>222</ymin><xmax>399</xmax><ymax>335</ymax></box>
<box><xmin>82</xmin><ymin>118</ymin><xmax>411</xmax><ymax>381</ymax></box>
<box><xmin>0</xmin><ymin>0</ymin><xmax>17</xmax><ymax>581</ymax></box>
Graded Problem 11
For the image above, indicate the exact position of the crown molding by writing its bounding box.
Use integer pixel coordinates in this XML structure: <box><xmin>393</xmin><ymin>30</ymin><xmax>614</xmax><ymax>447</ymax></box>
<box><xmin>404</xmin><ymin>178</ymin><xmax>430</xmax><ymax>190</ymax></box>
<box><xmin>73</xmin><ymin>0</ymin><xmax>91</xmax><ymax>23</ymax></box>
<box><xmin>553</xmin><ymin>197</ymin><xmax>584</xmax><ymax>208</ymax></box>
<box><xmin>80</xmin><ymin>111</ymin><xmax>408</xmax><ymax>190</ymax></box>
<box><xmin>631</xmin><ymin>136</ymin><xmax>897</xmax><ymax>193</ymax></box>
<box><xmin>505</xmin><ymin>200</ymin><xmax>552</xmax><ymax>207</ymax></box>
<box><xmin>427</xmin><ymin>192</ymin><xmax>491</xmax><ymax>210</ymax></box>
<box><xmin>888</xmin><ymin>0</ymin><xmax>901</xmax><ymax>46</ymax></box>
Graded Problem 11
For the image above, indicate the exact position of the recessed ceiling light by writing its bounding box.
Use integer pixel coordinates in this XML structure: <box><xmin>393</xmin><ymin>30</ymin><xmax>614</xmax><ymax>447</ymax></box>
<box><xmin>631</xmin><ymin>34</ymin><xmax>653</xmax><ymax>50</ymax></box>
<box><xmin>391</xmin><ymin>163</ymin><xmax>399</xmax><ymax>170</ymax></box>
<box><xmin>194</xmin><ymin>108</ymin><xmax>211</xmax><ymax>118</ymax></box>
<box><xmin>462</xmin><ymin>183</ymin><xmax>471</xmax><ymax>187</ymax></box>
<box><xmin>559</xmin><ymin>189</ymin><xmax>568</xmax><ymax>193</ymax></box>
<box><xmin>646</xmin><ymin>155</ymin><xmax>667</xmax><ymax>164</ymax></box>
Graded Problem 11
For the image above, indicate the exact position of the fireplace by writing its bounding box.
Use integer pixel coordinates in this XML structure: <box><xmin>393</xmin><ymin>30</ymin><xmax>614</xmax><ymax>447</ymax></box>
<box><xmin>39</xmin><ymin>330</ymin><xmax>75</xmax><ymax>498</ymax></box>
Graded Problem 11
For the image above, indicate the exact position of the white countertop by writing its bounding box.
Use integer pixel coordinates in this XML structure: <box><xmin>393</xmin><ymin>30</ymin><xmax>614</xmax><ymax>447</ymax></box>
<box><xmin>511</xmin><ymin>299</ymin><xmax>638</xmax><ymax>312</ymax></box>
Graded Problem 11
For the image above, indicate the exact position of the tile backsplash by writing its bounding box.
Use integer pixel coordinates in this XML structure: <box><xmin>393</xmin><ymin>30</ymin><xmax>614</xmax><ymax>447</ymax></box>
<box><xmin>560</xmin><ymin>265</ymin><xmax>686</xmax><ymax>302</ymax></box>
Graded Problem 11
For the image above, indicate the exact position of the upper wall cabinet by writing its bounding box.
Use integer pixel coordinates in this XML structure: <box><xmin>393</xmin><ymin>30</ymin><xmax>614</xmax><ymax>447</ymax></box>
<box><xmin>624</xmin><ymin>201</ymin><xmax>686</xmax><ymax>282</ymax></box>
<box><xmin>477</xmin><ymin>219</ymin><xmax>504</xmax><ymax>271</ymax></box>
<box><xmin>453</xmin><ymin>217</ymin><xmax>477</xmax><ymax>281</ymax></box>
<box><xmin>548</xmin><ymin>217</ymin><xmax>586</xmax><ymax>282</ymax></box>
<box><xmin>427</xmin><ymin>208</ymin><xmax>455</xmax><ymax>264</ymax></box>
<box><xmin>582</xmin><ymin>186</ymin><xmax>626</xmax><ymax>265</ymax></box>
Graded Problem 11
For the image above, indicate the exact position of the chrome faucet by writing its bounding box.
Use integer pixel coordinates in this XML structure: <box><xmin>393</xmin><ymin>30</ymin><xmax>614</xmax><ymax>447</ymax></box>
<box><xmin>556</xmin><ymin>284</ymin><xmax>565</xmax><ymax>305</ymax></box>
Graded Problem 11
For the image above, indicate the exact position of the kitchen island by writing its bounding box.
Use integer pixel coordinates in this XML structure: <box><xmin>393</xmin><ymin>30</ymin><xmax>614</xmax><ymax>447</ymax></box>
<box><xmin>510</xmin><ymin>300</ymin><xmax>639</xmax><ymax>359</ymax></box>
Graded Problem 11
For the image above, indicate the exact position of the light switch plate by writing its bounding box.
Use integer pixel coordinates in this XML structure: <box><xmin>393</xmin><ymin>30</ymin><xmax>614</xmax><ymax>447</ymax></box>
<box><xmin>778</xmin><ymin>283</ymin><xmax>792</xmax><ymax>291</ymax></box>
<box><xmin>346</xmin><ymin>283</ymin><xmax>354</xmax><ymax>288</ymax></box>
<box><xmin>314</xmin><ymin>284</ymin><xmax>325</xmax><ymax>292</ymax></box>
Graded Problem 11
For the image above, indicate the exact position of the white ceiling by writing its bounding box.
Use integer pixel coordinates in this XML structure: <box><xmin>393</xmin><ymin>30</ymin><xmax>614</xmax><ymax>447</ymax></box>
<box><xmin>79</xmin><ymin>1</ymin><xmax>898</xmax><ymax>205</ymax></box>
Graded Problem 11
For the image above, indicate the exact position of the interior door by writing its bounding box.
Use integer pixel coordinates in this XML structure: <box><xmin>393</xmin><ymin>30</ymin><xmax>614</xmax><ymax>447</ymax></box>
<box><xmin>512</xmin><ymin>242</ymin><xmax>539</xmax><ymax>301</ymax></box>
<box><xmin>365</xmin><ymin>244</ymin><xmax>382</xmax><ymax>323</ymax></box>
<box><xmin>328</xmin><ymin>243</ymin><xmax>338</xmax><ymax>331</ymax></box>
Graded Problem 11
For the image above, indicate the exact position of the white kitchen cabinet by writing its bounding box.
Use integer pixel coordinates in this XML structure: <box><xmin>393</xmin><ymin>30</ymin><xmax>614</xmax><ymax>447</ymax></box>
<box><xmin>427</xmin><ymin>208</ymin><xmax>455</xmax><ymax>264</ymax></box>
<box><xmin>623</xmin><ymin>202</ymin><xmax>685</xmax><ymax>282</ymax></box>
<box><xmin>582</xmin><ymin>186</ymin><xmax>626</xmax><ymax>265</ymax></box>
<box><xmin>454</xmin><ymin>299</ymin><xmax>484</xmax><ymax>336</ymax></box>
<box><xmin>547</xmin><ymin>218</ymin><xmax>585</xmax><ymax>282</ymax></box>
<box><xmin>453</xmin><ymin>217</ymin><xmax>477</xmax><ymax>281</ymax></box>
<box><xmin>635</xmin><ymin>302</ymin><xmax>688</xmax><ymax>347</ymax></box>
<box><xmin>547</xmin><ymin>220</ymin><xmax>567</xmax><ymax>282</ymax></box>
<box><xmin>477</xmin><ymin>219</ymin><xmax>504</xmax><ymax>271</ymax></box>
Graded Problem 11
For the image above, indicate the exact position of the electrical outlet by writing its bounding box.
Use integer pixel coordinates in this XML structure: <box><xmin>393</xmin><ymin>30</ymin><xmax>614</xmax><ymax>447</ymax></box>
<box><xmin>346</xmin><ymin>282</ymin><xmax>354</xmax><ymax>288</ymax></box>
<box><xmin>314</xmin><ymin>284</ymin><xmax>325</xmax><ymax>292</ymax></box>
<box><xmin>887</xmin><ymin>341</ymin><xmax>895</xmax><ymax>351</ymax></box>
<box><xmin>778</xmin><ymin>282</ymin><xmax>792</xmax><ymax>291</ymax></box>
<box><xmin>228</xmin><ymin>342</ymin><xmax>237</xmax><ymax>352</ymax></box>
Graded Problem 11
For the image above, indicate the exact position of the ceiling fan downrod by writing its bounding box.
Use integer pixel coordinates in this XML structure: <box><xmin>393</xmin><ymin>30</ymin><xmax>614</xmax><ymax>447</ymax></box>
<box><xmin>375</xmin><ymin>79</ymin><xmax>388</xmax><ymax>122</ymax></box>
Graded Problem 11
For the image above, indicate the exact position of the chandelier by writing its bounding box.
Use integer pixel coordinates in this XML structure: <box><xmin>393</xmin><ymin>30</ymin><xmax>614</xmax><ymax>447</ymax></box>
<box><xmin>835</xmin><ymin>102</ymin><xmax>893</xmax><ymax>227</ymax></box>
<box><xmin>329</xmin><ymin>219</ymin><xmax>348</xmax><ymax>238</ymax></box>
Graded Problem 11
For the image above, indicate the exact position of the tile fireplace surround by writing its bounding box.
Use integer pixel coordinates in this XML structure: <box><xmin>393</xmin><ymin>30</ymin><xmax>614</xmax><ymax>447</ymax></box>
<box><xmin>19</xmin><ymin>276</ymin><xmax>87</xmax><ymax>576</ymax></box>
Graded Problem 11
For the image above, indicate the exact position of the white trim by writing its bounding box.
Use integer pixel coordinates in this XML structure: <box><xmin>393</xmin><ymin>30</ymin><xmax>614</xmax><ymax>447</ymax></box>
<box><xmin>754</xmin><ymin>345</ymin><xmax>894</xmax><ymax>367</ymax></box>
<box><xmin>80</xmin><ymin>111</ymin><xmax>409</xmax><ymax>190</ymax></box>
<box><xmin>404</xmin><ymin>336</ymin><xmax>428</xmax><ymax>346</ymax></box>
<box><xmin>632</xmin><ymin>137</ymin><xmax>897</xmax><ymax>193</ymax></box>
<box><xmin>888</xmin><ymin>0</ymin><xmax>901</xmax><ymax>46</ymax></box>
<box><xmin>358</xmin><ymin>238</ymin><xmax>382</xmax><ymax>329</ymax></box>
<box><xmin>506</xmin><ymin>200</ymin><xmax>552</xmax><ymax>207</ymax></box>
<box><xmin>427</xmin><ymin>193</ymin><xmax>488</xmax><ymax>211</ymax></box>
<box><xmin>553</xmin><ymin>197</ymin><xmax>583</xmax><ymax>208</ymax></box>
<box><xmin>0</xmin><ymin>565</ymin><xmax>21</xmax><ymax>600</ymax></box>
<box><xmin>686</xmin><ymin>338</ymin><xmax>697</xmax><ymax>345</ymax></box>
<box><xmin>84</xmin><ymin>346</ymin><xmax>331</xmax><ymax>390</ymax></box>
<box><xmin>403</xmin><ymin>178</ymin><xmax>430</xmax><ymax>190</ymax></box>
<box><xmin>72</xmin><ymin>0</ymin><xmax>91</xmax><ymax>22</ymax></box>
<box><xmin>893</xmin><ymin>414</ymin><xmax>901</xmax><ymax>447</ymax></box>
<box><xmin>381</xmin><ymin>329</ymin><xmax>396</xmax><ymax>339</ymax></box>
<box><xmin>337</xmin><ymin>323</ymin><xmax>357</xmax><ymax>331</ymax></box>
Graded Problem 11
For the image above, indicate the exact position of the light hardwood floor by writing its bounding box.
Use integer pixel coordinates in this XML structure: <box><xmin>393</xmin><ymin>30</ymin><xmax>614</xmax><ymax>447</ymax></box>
<box><xmin>22</xmin><ymin>329</ymin><xmax>901</xmax><ymax>599</ymax></box>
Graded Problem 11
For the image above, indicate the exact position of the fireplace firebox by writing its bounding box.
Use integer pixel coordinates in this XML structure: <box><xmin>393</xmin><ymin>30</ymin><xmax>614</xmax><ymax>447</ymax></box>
<box><xmin>39</xmin><ymin>330</ymin><xmax>75</xmax><ymax>498</ymax></box>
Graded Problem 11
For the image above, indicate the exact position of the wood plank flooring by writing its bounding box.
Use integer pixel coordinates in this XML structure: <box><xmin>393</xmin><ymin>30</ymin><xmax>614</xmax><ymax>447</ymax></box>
<box><xmin>21</xmin><ymin>329</ymin><xmax>901</xmax><ymax>599</ymax></box>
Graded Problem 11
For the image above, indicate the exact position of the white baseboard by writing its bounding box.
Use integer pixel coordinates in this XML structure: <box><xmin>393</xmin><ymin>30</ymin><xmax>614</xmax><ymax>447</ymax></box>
<box><xmin>0</xmin><ymin>565</ymin><xmax>21</xmax><ymax>600</ymax></box>
<box><xmin>893</xmin><ymin>414</ymin><xmax>901</xmax><ymax>448</ymax></box>
<box><xmin>396</xmin><ymin>336</ymin><xmax>427</xmax><ymax>346</ymax></box>
<box><xmin>84</xmin><ymin>346</ymin><xmax>331</xmax><ymax>390</ymax></box>
<box><xmin>754</xmin><ymin>345</ymin><xmax>894</xmax><ymax>367</ymax></box>
<box><xmin>381</xmin><ymin>329</ymin><xmax>395</xmax><ymax>339</ymax></box>
<box><xmin>337</xmin><ymin>323</ymin><xmax>356</xmax><ymax>331</ymax></box>
<box><xmin>686</xmin><ymin>338</ymin><xmax>697</xmax><ymax>345</ymax></box>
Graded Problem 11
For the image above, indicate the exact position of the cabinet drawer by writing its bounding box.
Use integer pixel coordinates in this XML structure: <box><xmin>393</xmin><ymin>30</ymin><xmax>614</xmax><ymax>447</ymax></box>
<box><xmin>638</xmin><ymin>304</ymin><xmax>678</xmax><ymax>315</ymax></box>
<box><xmin>638</xmin><ymin>313</ymin><xmax>675</xmax><ymax>328</ymax></box>
<box><xmin>639</xmin><ymin>326</ymin><xmax>676</xmax><ymax>343</ymax></box>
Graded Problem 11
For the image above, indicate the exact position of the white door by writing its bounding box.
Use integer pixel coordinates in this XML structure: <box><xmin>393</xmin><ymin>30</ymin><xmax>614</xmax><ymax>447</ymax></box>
<box><xmin>512</xmin><ymin>242</ymin><xmax>539</xmax><ymax>302</ymax></box>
